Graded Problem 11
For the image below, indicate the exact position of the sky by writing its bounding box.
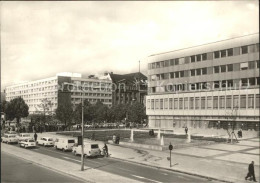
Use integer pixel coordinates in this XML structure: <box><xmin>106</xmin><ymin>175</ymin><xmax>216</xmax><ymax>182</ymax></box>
<box><xmin>1</xmin><ymin>1</ymin><xmax>259</xmax><ymax>90</ymax></box>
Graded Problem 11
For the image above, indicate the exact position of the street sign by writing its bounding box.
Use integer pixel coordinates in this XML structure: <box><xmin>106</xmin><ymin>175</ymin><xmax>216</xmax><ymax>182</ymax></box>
<box><xmin>78</xmin><ymin>136</ymin><xmax>82</xmax><ymax>145</ymax></box>
<box><xmin>169</xmin><ymin>144</ymin><xmax>173</xmax><ymax>150</ymax></box>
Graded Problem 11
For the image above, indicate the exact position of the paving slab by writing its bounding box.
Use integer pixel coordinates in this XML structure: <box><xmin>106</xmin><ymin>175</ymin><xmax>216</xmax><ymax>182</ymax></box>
<box><xmin>215</xmin><ymin>153</ymin><xmax>260</xmax><ymax>166</ymax></box>
<box><xmin>173</xmin><ymin>147</ymin><xmax>226</xmax><ymax>157</ymax></box>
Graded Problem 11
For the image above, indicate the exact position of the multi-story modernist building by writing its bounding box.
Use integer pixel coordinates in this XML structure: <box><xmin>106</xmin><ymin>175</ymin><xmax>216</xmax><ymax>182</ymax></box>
<box><xmin>146</xmin><ymin>33</ymin><xmax>259</xmax><ymax>131</ymax></box>
<box><xmin>103</xmin><ymin>72</ymin><xmax>147</xmax><ymax>105</ymax></box>
<box><xmin>5</xmin><ymin>72</ymin><xmax>112</xmax><ymax>114</ymax></box>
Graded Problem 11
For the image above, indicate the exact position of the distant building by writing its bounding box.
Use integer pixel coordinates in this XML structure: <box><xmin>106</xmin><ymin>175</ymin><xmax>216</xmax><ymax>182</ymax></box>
<box><xmin>102</xmin><ymin>72</ymin><xmax>147</xmax><ymax>105</ymax></box>
<box><xmin>5</xmin><ymin>72</ymin><xmax>112</xmax><ymax>114</ymax></box>
<box><xmin>146</xmin><ymin>33</ymin><xmax>259</xmax><ymax>130</ymax></box>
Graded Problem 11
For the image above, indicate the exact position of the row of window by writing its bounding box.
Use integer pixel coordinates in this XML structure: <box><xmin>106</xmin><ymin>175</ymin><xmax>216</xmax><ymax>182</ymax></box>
<box><xmin>150</xmin><ymin>77</ymin><xmax>260</xmax><ymax>93</ymax></box>
<box><xmin>25</xmin><ymin>98</ymin><xmax>57</xmax><ymax>103</ymax></box>
<box><xmin>6</xmin><ymin>80</ymin><xmax>58</xmax><ymax>91</ymax></box>
<box><xmin>72</xmin><ymin>98</ymin><xmax>112</xmax><ymax>103</ymax></box>
<box><xmin>148</xmin><ymin>43</ymin><xmax>259</xmax><ymax>70</ymax></box>
<box><xmin>72</xmin><ymin>93</ymin><xmax>112</xmax><ymax>97</ymax></box>
<box><xmin>150</xmin><ymin>60</ymin><xmax>259</xmax><ymax>81</ymax></box>
<box><xmin>147</xmin><ymin>94</ymin><xmax>260</xmax><ymax>110</ymax></box>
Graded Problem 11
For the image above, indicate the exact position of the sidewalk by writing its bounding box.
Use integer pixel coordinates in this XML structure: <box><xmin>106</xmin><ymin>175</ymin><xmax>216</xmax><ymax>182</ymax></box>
<box><xmin>36</xmin><ymin>131</ymin><xmax>259</xmax><ymax>183</ymax></box>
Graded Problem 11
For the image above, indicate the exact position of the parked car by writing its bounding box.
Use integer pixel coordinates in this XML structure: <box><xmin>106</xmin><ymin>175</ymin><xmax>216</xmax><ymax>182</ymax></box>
<box><xmin>37</xmin><ymin>137</ymin><xmax>54</xmax><ymax>146</ymax></box>
<box><xmin>54</xmin><ymin>138</ymin><xmax>75</xmax><ymax>152</ymax></box>
<box><xmin>20</xmin><ymin>138</ymin><xmax>36</xmax><ymax>148</ymax></box>
<box><xmin>72</xmin><ymin>143</ymin><xmax>101</xmax><ymax>157</ymax></box>
<box><xmin>2</xmin><ymin>134</ymin><xmax>19</xmax><ymax>144</ymax></box>
<box><xmin>17</xmin><ymin>133</ymin><xmax>31</xmax><ymax>144</ymax></box>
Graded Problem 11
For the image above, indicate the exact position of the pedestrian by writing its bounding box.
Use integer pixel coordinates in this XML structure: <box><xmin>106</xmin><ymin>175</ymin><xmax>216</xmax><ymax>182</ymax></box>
<box><xmin>240</xmin><ymin>129</ymin><xmax>243</xmax><ymax>138</ymax></box>
<box><xmin>245</xmin><ymin>161</ymin><xmax>257</xmax><ymax>182</ymax></box>
<box><xmin>103</xmin><ymin>143</ymin><xmax>108</xmax><ymax>157</ymax></box>
<box><xmin>116</xmin><ymin>135</ymin><xmax>120</xmax><ymax>144</ymax></box>
<box><xmin>34</xmin><ymin>132</ymin><xmax>38</xmax><ymax>142</ymax></box>
<box><xmin>185</xmin><ymin>127</ymin><xmax>188</xmax><ymax>135</ymax></box>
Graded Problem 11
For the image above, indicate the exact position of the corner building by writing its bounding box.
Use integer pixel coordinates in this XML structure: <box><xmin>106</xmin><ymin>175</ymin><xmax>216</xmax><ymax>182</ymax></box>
<box><xmin>146</xmin><ymin>33</ymin><xmax>259</xmax><ymax>131</ymax></box>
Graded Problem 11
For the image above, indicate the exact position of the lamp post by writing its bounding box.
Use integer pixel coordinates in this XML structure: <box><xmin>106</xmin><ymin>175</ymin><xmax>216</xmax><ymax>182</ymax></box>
<box><xmin>81</xmin><ymin>92</ymin><xmax>84</xmax><ymax>171</ymax></box>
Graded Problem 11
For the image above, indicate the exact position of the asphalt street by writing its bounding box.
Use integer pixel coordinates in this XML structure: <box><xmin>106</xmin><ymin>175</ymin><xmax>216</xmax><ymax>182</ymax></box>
<box><xmin>1</xmin><ymin>151</ymin><xmax>85</xmax><ymax>183</ymax></box>
<box><xmin>2</xmin><ymin>143</ymin><xmax>217</xmax><ymax>183</ymax></box>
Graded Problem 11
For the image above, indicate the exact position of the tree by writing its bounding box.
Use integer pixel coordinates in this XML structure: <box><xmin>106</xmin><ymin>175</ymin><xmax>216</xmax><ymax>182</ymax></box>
<box><xmin>93</xmin><ymin>101</ymin><xmax>109</xmax><ymax>123</ymax></box>
<box><xmin>55</xmin><ymin>103</ymin><xmax>74</xmax><ymax>130</ymax></box>
<box><xmin>5</xmin><ymin>97</ymin><xmax>29</xmax><ymax>124</ymax></box>
<box><xmin>127</xmin><ymin>102</ymin><xmax>146</xmax><ymax>123</ymax></box>
<box><xmin>36</xmin><ymin>98</ymin><xmax>54</xmax><ymax>127</ymax></box>
<box><xmin>1</xmin><ymin>100</ymin><xmax>9</xmax><ymax>113</ymax></box>
<box><xmin>74</xmin><ymin>100</ymin><xmax>95</xmax><ymax>124</ymax></box>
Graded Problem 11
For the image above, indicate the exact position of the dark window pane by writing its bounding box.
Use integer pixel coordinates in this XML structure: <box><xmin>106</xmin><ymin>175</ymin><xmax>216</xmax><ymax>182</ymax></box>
<box><xmin>241</xmin><ymin>46</ymin><xmax>248</xmax><ymax>54</ymax></box>
<box><xmin>175</xmin><ymin>58</ymin><xmax>179</xmax><ymax>65</ymax></box>
<box><xmin>249</xmin><ymin>77</ymin><xmax>256</xmax><ymax>86</ymax></box>
<box><xmin>221</xmin><ymin>80</ymin><xmax>227</xmax><ymax>88</ymax></box>
<box><xmin>191</xmin><ymin>56</ymin><xmax>196</xmax><ymax>63</ymax></box>
<box><xmin>191</xmin><ymin>69</ymin><xmax>195</xmax><ymax>76</ymax></box>
<box><xmin>227</xmin><ymin>48</ymin><xmax>233</xmax><ymax>56</ymax></box>
<box><xmin>196</xmin><ymin>69</ymin><xmax>201</xmax><ymax>76</ymax></box>
<box><xmin>170</xmin><ymin>72</ymin><xmax>174</xmax><ymax>78</ymax></box>
<box><xmin>227</xmin><ymin>80</ymin><xmax>233</xmax><ymax>87</ymax></box>
<box><xmin>214</xmin><ymin>81</ymin><xmax>220</xmax><ymax>89</ymax></box>
<box><xmin>175</xmin><ymin>72</ymin><xmax>179</xmax><ymax>78</ymax></box>
<box><xmin>241</xmin><ymin>78</ymin><xmax>248</xmax><ymax>87</ymax></box>
<box><xmin>214</xmin><ymin>66</ymin><xmax>219</xmax><ymax>73</ymax></box>
<box><xmin>227</xmin><ymin>64</ymin><xmax>233</xmax><ymax>72</ymax></box>
<box><xmin>221</xmin><ymin>65</ymin><xmax>226</xmax><ymax>73</ymax></box>
<box><xmin>180</xmin><ymin>71</ymin><xmax>184</xmax><ymax>77</ymax></box>
<box><xmin>196</xmin><ymin>55</ymin><xmax>201</xmax><ymax>62</ymax></box>
<box><xmin>214</xmin><ymin>51</ymin><xmax>220</xmax><ymax>59</ymax></box>
<box><xmin>221</xmin><ymin>50</ymin><xmax>226</xmax><ymax>57</ymax></box>
<box><xmin>202</xmin><ymin>68</ymin><xmax>207</xmax><ymax>75</ymax></box>
<box><xmin>202</xmin><ymin>53</ymin><xmax>207</xmax><ymax>61</ymax></box>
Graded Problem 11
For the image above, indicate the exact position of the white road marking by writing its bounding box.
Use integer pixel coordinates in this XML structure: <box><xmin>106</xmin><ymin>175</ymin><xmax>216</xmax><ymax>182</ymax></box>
<box><xmin>131</xmin><ymin>174</ymin><xmax>163</xmax><ymax>183</ymax></box>
<box><xmin>63</xmin><ymin>156</ymin><xmax>81</xmax><ymax>162</ymax></box>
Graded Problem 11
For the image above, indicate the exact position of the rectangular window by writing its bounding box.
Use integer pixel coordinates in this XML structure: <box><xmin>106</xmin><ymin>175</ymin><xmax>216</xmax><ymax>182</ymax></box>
<box><xmin>201</xmin><ymin>97</ymin><xmax>206</xmax><ymax>109</ymax></box>
<box><xmin>202</xmin><ymin>68</ymin><xmax>207</xmax><ymax>75</ymax></box>
<box><xmin>196</xmin><ymin>69</ymin><xmax>201</xmax><ymax>76</ymax></box>
<box><xmin>207</xmin><ymin>96</ymin><xmax>212</xmax><ymax>109</ymax></box>
<box><xmin>179</xmin><ymin>58</ymin><xmax>185</xmax><ymax>65</ymax></box>
<box><xmin>175</xmin><ymin>59</ymin><xmax>179</xmax><ymax>65</ymax></box>
<box><xmin>227</xmin><ymin>80</ymin><xmax>233</xmax><ymax>88</ymax></box>
<box><xmin>196</xmin><ymin>55</ymin><xmax>201</xmax><ymax>62</ymax></box>
<box><xmin>195</xmin><ymin>97</ymin><xmax>200</xmax><ymax>109</ymax></box>
<box><xmin>174</xmin><ymin>99</ymin><xmax>178</xmax><ymax>109</ymax></box>
<box><xmin>219</xmin><ymin>96</ymin><xmax>225</xmax><ymax>109</ymax></box>
<box><xmin>160</xmin><ymin>61</ymin><xmax>165</xmax><ymax>67</ymax></box>
<box><xmin>156</xmin><ymin>62</ymin><xmax>160</xmax><ymax>68</ymax></box>
<box><xmin>155</xmin><ymin>99</ymin><xmax>159</xmax><ymax>109</ymax></box>
<box><xmin>151</xmin><ymin>99</ymin><xmax>154</xmax><ymax>109</ymax></box>
<box><xmin>233</xmin><ymin>95</ymin><xmax>239</xmax><ymax>109</ymax></box>
<box><xmin>240</xmin><ymin>62</ymin><xmax>248</xmax><ymax>70</ymax></box>
<box><xmin>227</xmin><ymin>64</ymin><xmax>233</xmax><ymax>72</ymax></box>
<box><xmin>249</xmin><ymin>77</ymin><xmax>256</xmax><ymax>86</ymax></box>
<box><xmin>170</xmin><ymin>72</ymin><xmax>174</xmax><ymax>78</ymax></box>
<box><xmin>170</xmin><ymin>59</ymin><xmax>174</xmax><ymax>66</ymax></box>
<box><xmin>256</xmin><ymin>94</ymin><xmax>260</xmax><ymax>109</ymax></box>
<box><xmin>180</xmin><ymin>71</ymin><xmax>184</xmax><ymax>78</ymax></box>
<box><xmin>221</xmin><ymin>50</ymin><xmax>226</xmax><ymax>57</ymax></box>
<box><xmin>257</xmin><ymin>60</ymin><xmax>260</xmax><ymax>68</ymax></box>
<box><xmin>191</xmin><ymin>69</ymin><xmax>195</xmax><ymax>76</ymax></box>
<box><xmin>175</xmin><ymin>72</ymin><xmax>179</xmax><ymax>78</ymax></box>
<box><xmin>214</xmin><ymin>81</ymin><xmax>220</xmax><ymax>89</ymax></box>
<box><xmin>169</xmin><ymin>98</ymin><xmax>173</xmax><ymax>109</ymax></box>
<box><xmin>179</xmin><ymin>98</ymin><xmax>183</xmax><ymax>109</ymax></box>
<box><xmin>220</xmin><ymin>65</ymin><xmax>226</xmax><ymax>73</ymax></box>
<box><xmin>240</xmin><ymin>95</ymin><xmax>246</xmax><ymax>109</ymax></box>
<box><xmin>241</xmin><ymin>78</ymin><xmax>248</xmax><ymax>87</ymax></box>
<box><xmin>165</xmin><ymin>60</ymin><xmax>169</xmax><ymax>67</ymax></box>
<box><xmin>147</xmin><ymin>99</ymin><xmax>150</xmax><ymax>109</ymax></box>
<box><xmin>191</xmin><ymin>56</ymin><xmax>196</xmax><ymax>63</ymax></box>
<box><xmin>213</xmin><ymin>96</ymin><xmax>218</xmax><ymax>109</ymax></box>
<box><xmin>189</xmin><ymin>97</ymin><xmax>194</xmax><ymax>109</ymax></box>
<box><xmin>227</xmin><ymin>48</ymin><xmax>233</xmax><ymax>56</ymax></box>
<box><xmin>160</xmin><ymin>99</ymin><xmax>163</xmax><ymax>109</ymax></box>
<box><xmin>248</xmin><ymin>61</ymin><xmax>255</xmax><ymax>69</ymax></box>
<box><xmin>164</xmin><ymin>98</ymin><xmax>168</xmax><ymax>109</ymax></box>
<box><xmin>164</xmin><ymin>73</ymin><xmax>169</xmax><ymax>80</ymax></box>
<box><xmin>248</xmin><ymin>95</ymin><xmax>254</xmax><ymax>109</ymax></box>
<box><xmin>226</xmin><ymin>96</ymin><xmax>232</xmax><ymax>109</ymax></box>
<box><xmin>184</xmin><ymin>97</ymin><xmax>188</xmax><ymax>109</ymax></box>
<box><xmin>214</xmin><ymin>51</ymin><xmax>220</xmax><ymax>59</ymax></box>
<box><xmin>221</xmin><ymin>80</ymin><xmax>227</xmax><ymax>88</ymax></box>
<box><xmin>214</xmin><ymin>66</ymin><xmax>219</xmax><ymax>73</ymax></box>
<box><xmin>241</xmin><ymin>46</ymin><xmax>248</xmax><ymax>54</ymax></box>
<box><xmin>202</xmin><ymin>53</ymin><xmax>207</xmax><ymax>61</ymax></box>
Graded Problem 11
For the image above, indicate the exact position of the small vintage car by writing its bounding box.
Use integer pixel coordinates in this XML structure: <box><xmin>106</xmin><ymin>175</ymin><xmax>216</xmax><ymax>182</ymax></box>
<box><xmin>37</xmin><ymin>137</ymin><xmax>54</xmax><ymax>147</ymax></box>
<box><xmin>20</xmin><ymin>138</ymin><xmax>36</xmax><ymax>148</ymax></box>
<box><xmin>72</xmin><ymin>143</ymin><xmax>101</xmax><ymax>157</ymax></box>
<box><xmin>2</xmin><ymin>134</ymin><xmax>19</xmax><ymax>144</ymax></box>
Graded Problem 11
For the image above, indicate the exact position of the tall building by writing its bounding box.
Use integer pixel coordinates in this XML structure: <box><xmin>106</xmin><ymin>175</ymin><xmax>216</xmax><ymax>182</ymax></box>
<box><xmin>101</xmin><ymin>72</ymin><xmax>147</xmax><ymax>105</ymax></box>
<box><xmin>146</xmin><ymin>33</ymin><xmax>259</xmax><ymax>130</ymax></box>
<box><xmin>5</xmin><ymin>72</ymin><xmax>112</xmax><ymax>114</ymax></box>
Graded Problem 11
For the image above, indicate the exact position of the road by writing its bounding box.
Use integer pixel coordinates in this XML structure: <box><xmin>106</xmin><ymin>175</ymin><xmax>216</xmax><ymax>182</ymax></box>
<box><xmin>3</xmin><ymin>143</ymin><xmax>217</xmax><ymax>183</ymax></box>
<box><xmin>1</xmin><ymin>151</ymin><xmax>85</xmax><ymax>183</ymax></box>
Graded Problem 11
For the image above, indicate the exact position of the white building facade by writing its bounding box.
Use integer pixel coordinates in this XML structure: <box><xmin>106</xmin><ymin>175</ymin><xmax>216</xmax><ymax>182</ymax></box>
<box><xmin>146</xmin><ymin>33</ymin><xmax>259</xmax><ymax>130</ymax></box>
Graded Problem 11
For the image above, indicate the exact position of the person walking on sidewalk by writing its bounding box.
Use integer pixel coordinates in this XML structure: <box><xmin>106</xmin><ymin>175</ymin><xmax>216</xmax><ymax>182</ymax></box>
<box><xmin>103</xmin><ymin>143</ymin><xmax>108</xmax><ymax>157</ymax></box>
<box><xmin>34</xmin><ymin>133</ymin><xmax>38</xmax><ymax>142</ymax></box>
<box><xmin>185</xmin><ymin>127</ymin><xmax>188</xmax><ymax>135</ymax></box>
<box><xmin>245</xmin><ymin>161</ymin><xmax>257</xmax><ymax>182</ymax></box>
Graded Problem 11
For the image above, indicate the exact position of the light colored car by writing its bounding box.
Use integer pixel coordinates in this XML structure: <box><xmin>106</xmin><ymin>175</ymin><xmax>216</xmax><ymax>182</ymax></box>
<box><xmin>20</xmin><ymin>138</ymin><xmax>36</xmax><ymax>148</ymax></box>
<box><xmin>37</xmin><ymin>137</ymin><xmax>54</xmax><ymax>146</ymax></box>
<box><xmin>17</xmin><ymin>133</ymin><xmax>31</xmax><ymax>144</ymax></box>
<box><xmin>55</xmin><ymin>138</ymin><xmax>75</xmax><ymax>152</ymax></box>
<box><xmin>72</xmin><ymin>143</ymin><xmax>101</xmax><ymax>157</ymax></box>
<box><xmin>2</xmin><ymin>134</ymin><xmax>19</xmax><ymax>144</ymax></box>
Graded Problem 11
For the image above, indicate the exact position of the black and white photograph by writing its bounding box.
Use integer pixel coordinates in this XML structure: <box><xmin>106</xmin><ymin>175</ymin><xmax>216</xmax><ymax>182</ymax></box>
<box><xmin>1</xmin><ymin>1</ymin><xmax>259</xmax><ymax>183</ymax></box>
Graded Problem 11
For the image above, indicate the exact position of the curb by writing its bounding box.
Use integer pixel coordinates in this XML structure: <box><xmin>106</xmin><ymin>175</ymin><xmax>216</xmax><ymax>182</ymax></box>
<box><xmin>110</xmin><ymin>156</ymin><xmax>233</xmax><ymax>183</ymax></box>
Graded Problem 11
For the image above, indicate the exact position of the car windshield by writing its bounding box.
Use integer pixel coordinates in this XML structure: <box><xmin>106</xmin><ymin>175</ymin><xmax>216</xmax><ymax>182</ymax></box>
<box><xmin>91</xmin><ymin>144</ymin><xmax>99</xmax><ymax>149</ymax></box>
<box><xmin>68</xmin><ymin>140</ymin><xmax>75</xmax><ymax>143</ymax></box>
<box><xmin>9</xmin><ymin>135</ymin><xmax>16</xmax><ymax>138</ymax></box>
<box><xmin>48</xmin><ymin>138</ymin><xmax>53</xmax><ymax>141</ymax></box>
<box><xmin>29</xmin><ymin>140</ymin><xmax>35</xmax><ymax>142</ymax></box>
